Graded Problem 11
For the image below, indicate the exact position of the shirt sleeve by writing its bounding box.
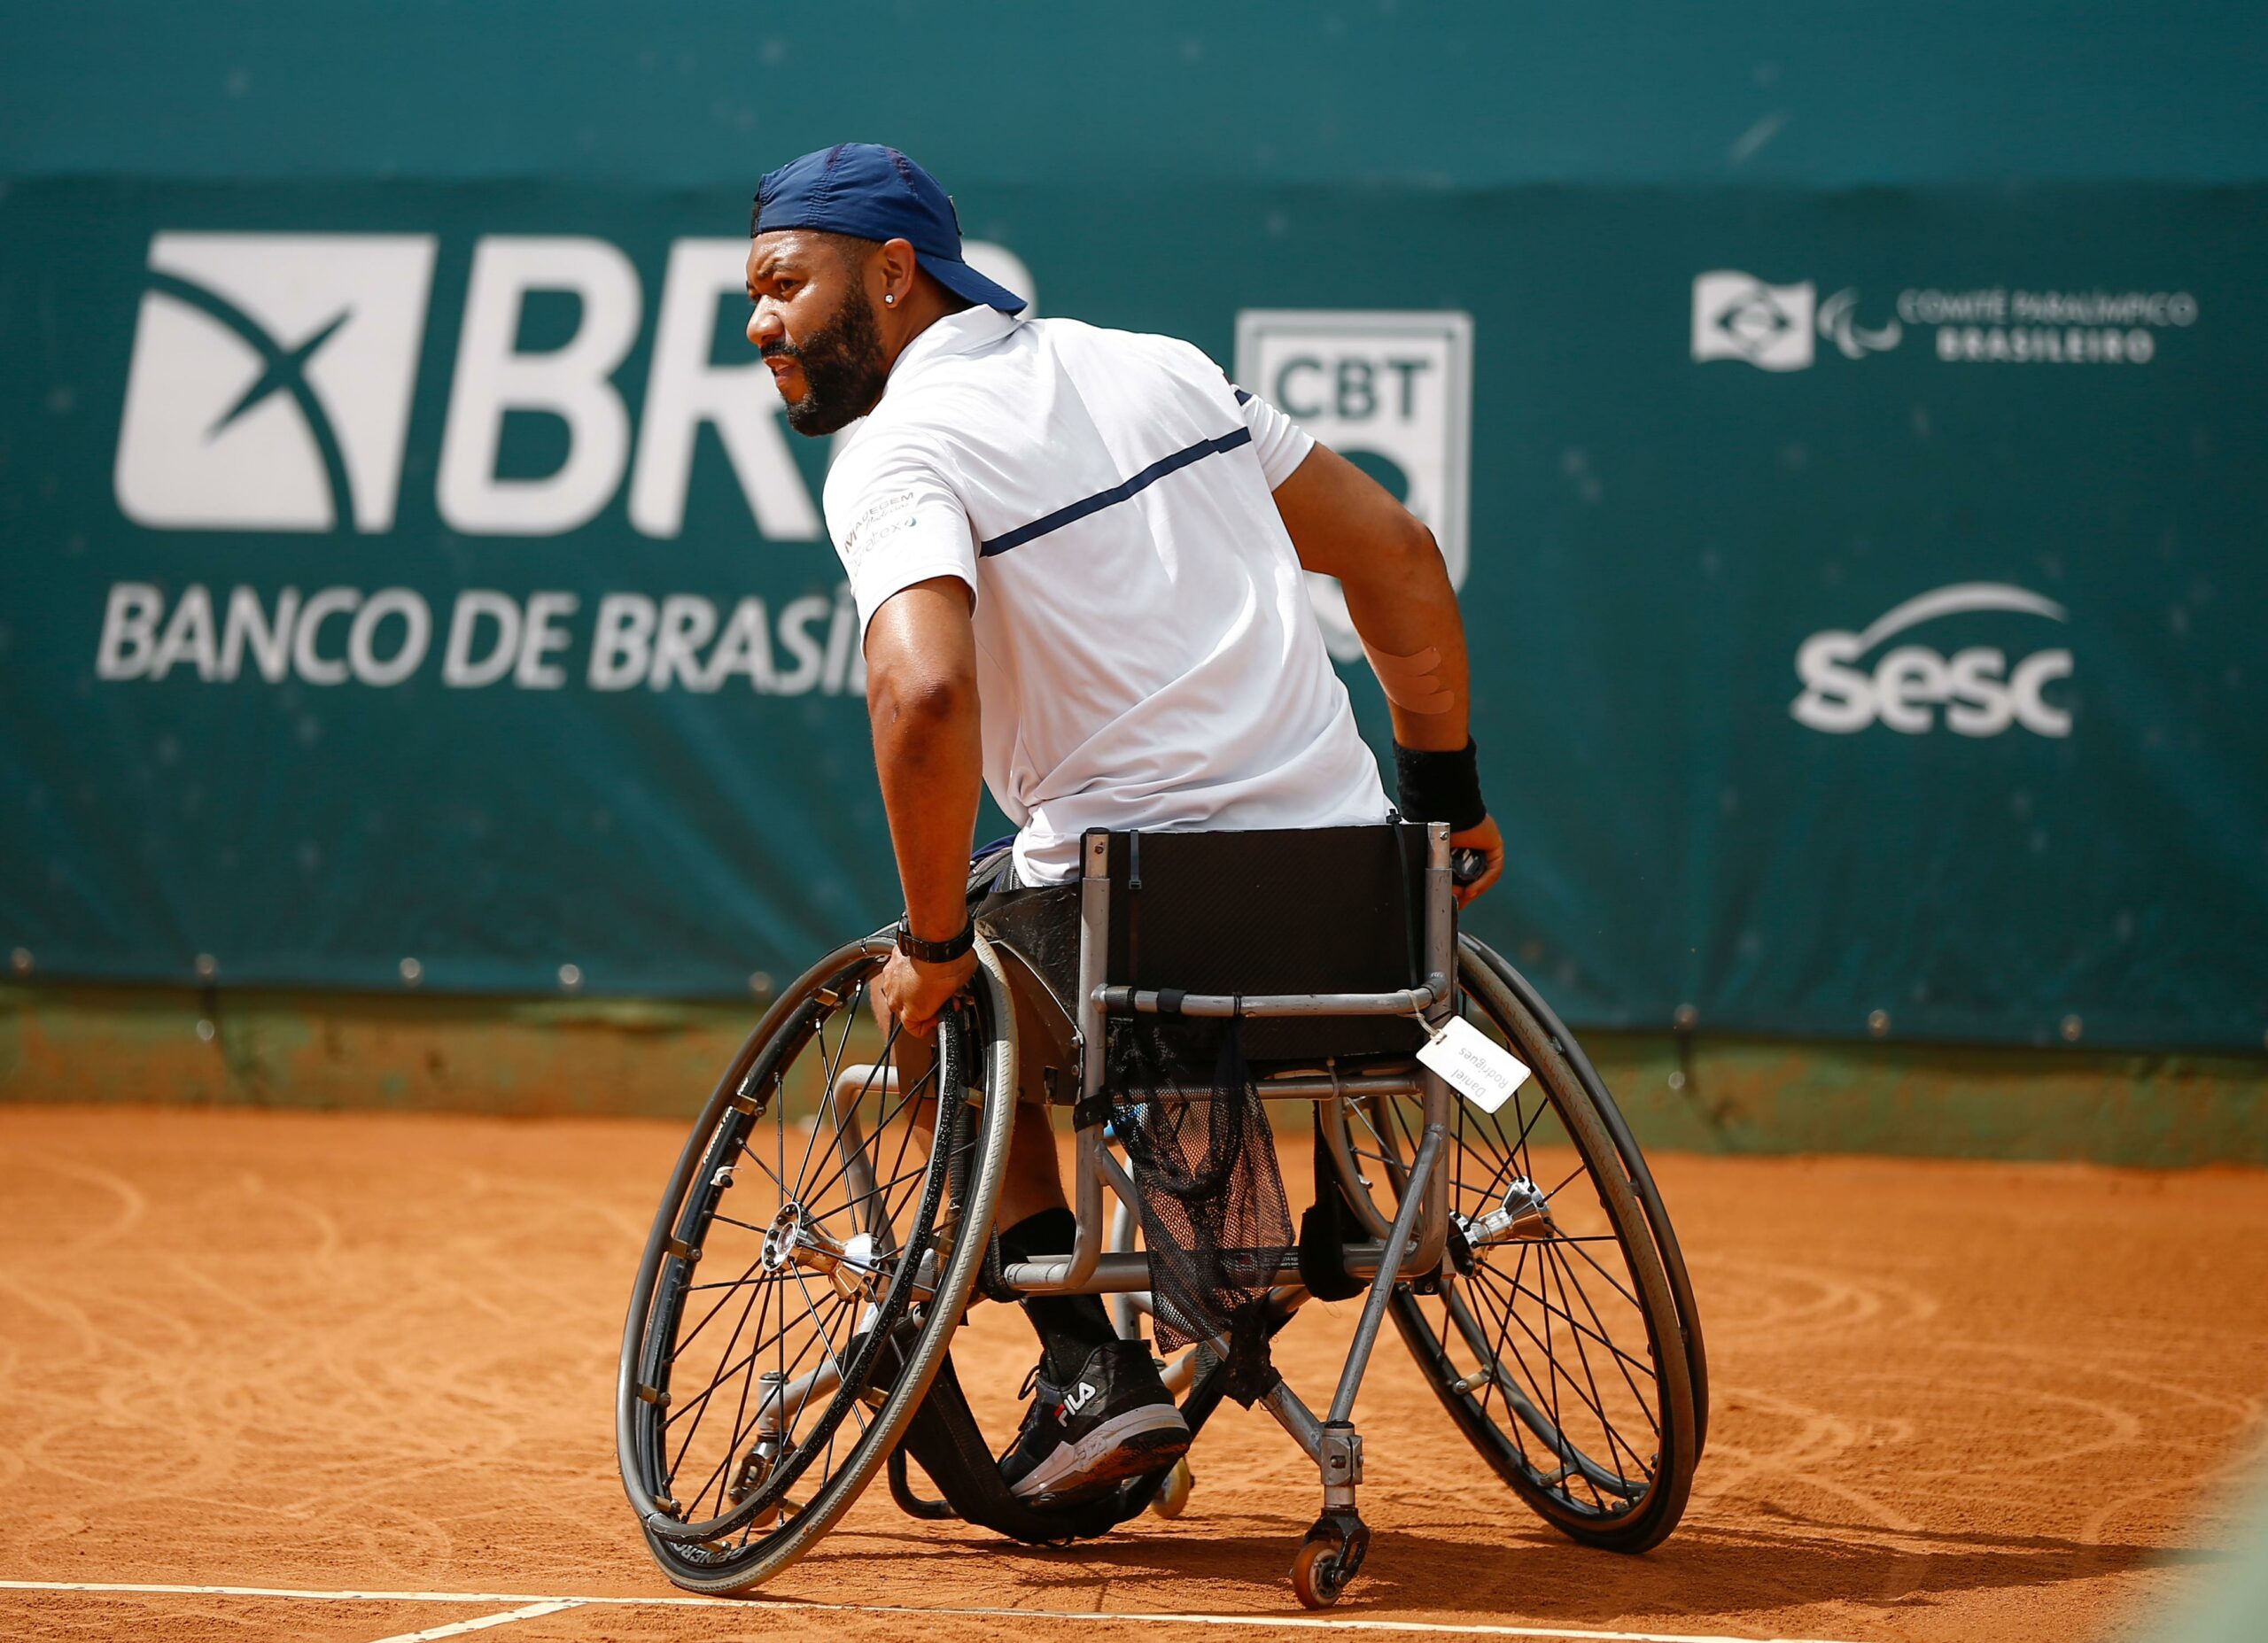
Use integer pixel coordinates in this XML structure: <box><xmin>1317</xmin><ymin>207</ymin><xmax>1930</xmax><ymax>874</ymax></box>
<box><xmin>1234</xmin><ymin>386</ymin><xmax>1317</xmax><ymax>490</ymax></box>
<box><xmin>821</xmin><ymin>427</ymin><xmax>979</xmax><ymax>639</ymax></box>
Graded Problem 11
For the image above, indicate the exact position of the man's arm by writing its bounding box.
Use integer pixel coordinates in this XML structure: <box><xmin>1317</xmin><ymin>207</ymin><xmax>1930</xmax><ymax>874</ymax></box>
<box><xmin>863</xmin><ymin>575</ymin><xmax>983</xmax><ymax>1036</ymax></box>
<box><xmin>1270</xmin><ymin>443</ymin><xmax>1505</xmax><ymax>903</ymax></box>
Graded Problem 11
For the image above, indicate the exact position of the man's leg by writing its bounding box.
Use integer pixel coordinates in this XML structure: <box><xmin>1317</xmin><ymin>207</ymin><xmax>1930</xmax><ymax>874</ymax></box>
<box><xmin>891</xmin><ymin>995</ymin><xmax>1113</xmax><ymax>1382</ymax></box>
<box><xmin>899</xmin><ymin>886</ymin><xmax>1185</xmax><ymax>1499</ymax></box>
<box><xmin>992</xmin><ymin>1101</ymin><xmax>1117</xmax><ymax>1383</ymax></box>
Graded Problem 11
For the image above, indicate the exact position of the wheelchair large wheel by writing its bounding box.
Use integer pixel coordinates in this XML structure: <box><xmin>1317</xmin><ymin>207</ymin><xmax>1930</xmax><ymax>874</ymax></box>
<box><xmin>615</xmin><ymin>934</ymin><xmax>1017</xmax><ymax>1593</ymax></box>
<box><xmin>1317</xmin><ymin>937</ymin><xmax>1700</xmax><ymax>1553</ymax></box>
<box><xmin>1462</xmin><ymin>936</ymin><xmax>1710</xmax><ymax>1455</ymax></box>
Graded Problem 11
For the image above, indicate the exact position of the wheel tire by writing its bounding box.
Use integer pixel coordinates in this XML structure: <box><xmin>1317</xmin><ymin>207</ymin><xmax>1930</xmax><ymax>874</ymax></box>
<box><xmin>615</xmin><ymin>934</ymin><xmax>1019</xmax><ymax>1593</ymax></box>
<box><xmin>1290</xmin><ymin>1535</ymin><xmax>1347</xmax><ymax>1609</ymax></box>
<box><xmin>1461</xmin><ymin>937</ymin><xmax>1711</xmax><ymax>1455</ymax></box>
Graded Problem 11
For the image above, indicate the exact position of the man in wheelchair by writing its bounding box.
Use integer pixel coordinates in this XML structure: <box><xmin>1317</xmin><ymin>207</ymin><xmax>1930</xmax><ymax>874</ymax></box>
<box><xmin>747</xmin><ymin>143</ymin><xmax>1503</xmax><ymax>1506</ymax></box>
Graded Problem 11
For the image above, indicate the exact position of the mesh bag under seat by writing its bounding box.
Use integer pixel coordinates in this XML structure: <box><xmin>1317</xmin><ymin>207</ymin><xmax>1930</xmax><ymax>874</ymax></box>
<box><xmin>1109</xmin><ymin>1014</ymin><xmax>1290</xmax><ymax>1406</ymax></box>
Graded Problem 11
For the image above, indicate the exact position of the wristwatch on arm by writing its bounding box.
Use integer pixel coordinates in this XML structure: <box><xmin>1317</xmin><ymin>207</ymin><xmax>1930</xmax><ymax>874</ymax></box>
<box><xmin>894</xmin><ymin>915</ymin><xmax>975</xmax><ymax>964</ymax></box>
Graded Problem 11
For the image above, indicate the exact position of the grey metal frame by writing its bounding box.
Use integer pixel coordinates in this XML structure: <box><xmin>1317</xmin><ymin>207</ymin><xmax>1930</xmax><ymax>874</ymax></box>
<box><xmin>998</xmin><ymin>821</ymin><xmax>1459</xmax><ymax>1507</ymax></box>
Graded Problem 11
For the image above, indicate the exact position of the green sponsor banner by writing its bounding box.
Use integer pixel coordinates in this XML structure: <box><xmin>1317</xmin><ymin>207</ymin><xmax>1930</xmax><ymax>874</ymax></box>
<box><xmin>2</xmin><ymin>178</ymin><xmax>2263</xmax><ymax>1049</ymax></box>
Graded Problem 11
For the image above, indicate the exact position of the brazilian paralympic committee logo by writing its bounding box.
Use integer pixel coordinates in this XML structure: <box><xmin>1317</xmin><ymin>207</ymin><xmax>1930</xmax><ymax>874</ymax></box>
<box><xmin>114</xmin><ymin>232</ymin><xmax>439</xmax><ymax>532</ymax></box>
<box><xmin>1791</xmin><ymin>583</ymin><xmax>2073</xmax><ymax>738</ymax></box>
<box><xmin>1696</xmin><ymin>268</ymin><xmax>2195</xmax><ymax>372</ymax></box>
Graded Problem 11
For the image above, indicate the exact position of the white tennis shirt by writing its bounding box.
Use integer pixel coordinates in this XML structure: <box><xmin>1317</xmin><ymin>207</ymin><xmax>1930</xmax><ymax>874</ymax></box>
<box><xmin>822</xmin><ymin>305</ymin><xmax>1391</xmax><ymax>885</ymax></box>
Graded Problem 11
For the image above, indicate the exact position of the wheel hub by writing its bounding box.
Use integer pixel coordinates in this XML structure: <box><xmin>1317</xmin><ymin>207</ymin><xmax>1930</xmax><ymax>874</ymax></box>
<box><xmin>828</xmin><ymin>1231</ymin><xmax>881</xmax><ymax>1298</ymax></box>
<box><xmin>1454</xmin><ymin>1176</ymin><xmax>1552</xmax><ymax>1252</ymax></box>
<box><xmin>761</xmin><ymin>1204</ymin><xmax>887</xmax><ymax>1299</ymax></box>
<box><xmin>760</xmin><ymin>1203</ymin><xmax>809</xmax><ymax>1273</ymax></box>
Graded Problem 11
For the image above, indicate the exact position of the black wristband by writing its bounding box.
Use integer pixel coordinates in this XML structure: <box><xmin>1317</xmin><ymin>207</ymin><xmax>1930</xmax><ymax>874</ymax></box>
<box><xmin>896</xmin><ymin>916</ymin><xmax>975</xmax><ymax>964</ymax></box>
<box><xmin>1393</xmin><ymin>738</ymin><xmax>1487</xmax><ymax>832</ymax></box>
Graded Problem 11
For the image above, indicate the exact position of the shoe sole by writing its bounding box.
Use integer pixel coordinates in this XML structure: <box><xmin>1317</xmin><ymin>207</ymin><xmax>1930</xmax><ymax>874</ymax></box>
<box><xmin>1010</xmin><ymin>1405</ymin><xmax>1192</xmax><ymax>1503</ymax></box>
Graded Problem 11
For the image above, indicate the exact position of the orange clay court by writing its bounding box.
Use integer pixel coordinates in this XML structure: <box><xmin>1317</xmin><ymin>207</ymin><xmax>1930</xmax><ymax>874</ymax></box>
<box><xmin>2</xmin><ymin>1104</ymin><xmax>2263</xmax><ymax>1643</ymax></box>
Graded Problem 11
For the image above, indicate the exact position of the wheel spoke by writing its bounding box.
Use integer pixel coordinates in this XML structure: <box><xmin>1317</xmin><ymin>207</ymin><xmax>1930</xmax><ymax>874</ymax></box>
<box><xmin>668</xmin><ymin>1267</ymin><xmax>769</xmax><ymax>1486</ymax></box>
<box><xmin>669</xmin><ymin>1254</ymin><xmax>766</xmax><ymax>1353</ymax></box>
<box><xmin>1477</xmin><ymin>1260</ymin><xmax>1663</xmax><ymax>1389</ymax></box>
<box><xmin>1472</xmin><ymin>1263</ymin><xmax>1654</xmax><ymax>1445</ymax></box>
<box><xmin>1536</xmin><ymin>1229</ymin><xmax>1626</xmax><ymax>1507</ymax></box>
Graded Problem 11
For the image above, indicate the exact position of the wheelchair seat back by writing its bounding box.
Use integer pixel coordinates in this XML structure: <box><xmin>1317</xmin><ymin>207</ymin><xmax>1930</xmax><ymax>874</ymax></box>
<box><xmin>1093</xmin><ymin>822</ymin><xmax>1434</xmax><ymax>1060</ymax></box>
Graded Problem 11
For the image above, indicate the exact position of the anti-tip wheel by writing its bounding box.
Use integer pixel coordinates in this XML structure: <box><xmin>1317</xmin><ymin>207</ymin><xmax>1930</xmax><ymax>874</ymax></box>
<box><xmin>1150</xmin><ymin>1458</ymin><xmax>1192</xmax><ymax>1520</ymax></box>
<box><xmin>1290</xmin><ymin>1535</ymin><xmax>1348</xmax><ymax>1609</ymax></box>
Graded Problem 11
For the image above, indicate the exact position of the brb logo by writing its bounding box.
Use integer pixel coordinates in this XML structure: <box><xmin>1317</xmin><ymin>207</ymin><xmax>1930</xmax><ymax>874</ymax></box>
<box><xmin>115</xmin><ymin>233</ymin><xmax>439</xmax><ymax>531</ymax></box>
<box><xmin>1790</xmin><ymin>583</ymin><xmax>2073</xmax><ymax>738</ymax></box>
<box><xmin>112</xmin><ymin>229</ymin><xmax>1032</xmax><ymax>540</ymax></box>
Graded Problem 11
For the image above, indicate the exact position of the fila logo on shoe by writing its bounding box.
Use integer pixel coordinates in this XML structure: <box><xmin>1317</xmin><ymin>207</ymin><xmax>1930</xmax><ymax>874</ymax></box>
<box><xmin>1063</xmin><ymin>1381</ymin><xmax>1099</xmax><ymax>1415</ymax></box>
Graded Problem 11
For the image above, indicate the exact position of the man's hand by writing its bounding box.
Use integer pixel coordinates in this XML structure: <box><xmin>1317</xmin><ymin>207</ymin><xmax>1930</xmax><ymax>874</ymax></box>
<box><xmin>873</xmin><ymin>949</ymin><xmax>979</xmax><ymax>1041</ymax></box>
<box><xmin>1450</xmin><ymin>814</ymin><xmax>1506</xmax><ymax>909</ymax></box>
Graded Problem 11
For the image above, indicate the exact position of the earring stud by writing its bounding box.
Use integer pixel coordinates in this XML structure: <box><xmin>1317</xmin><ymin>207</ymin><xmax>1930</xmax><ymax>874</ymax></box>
<box><xmin>884</xmin><ymin>293</ymin><xmax>895</xmax><ymax>306</ymax></box>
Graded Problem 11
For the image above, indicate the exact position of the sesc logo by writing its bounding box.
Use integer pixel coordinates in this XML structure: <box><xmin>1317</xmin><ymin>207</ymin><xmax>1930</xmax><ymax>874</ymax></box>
<box><xmin>1691</xmin><ymin>272</ymin><xmax>1815</xmax><ymax>371</ymax></box>
<box><xmin>1791</xmin><ymin>583</ymin><xmax>2073</xmax><ymax>738</ymax></box>
<box><xmin>116</xmin><ymin>233</ymin><xmax>439</xmax><ymax>532</ymax></box>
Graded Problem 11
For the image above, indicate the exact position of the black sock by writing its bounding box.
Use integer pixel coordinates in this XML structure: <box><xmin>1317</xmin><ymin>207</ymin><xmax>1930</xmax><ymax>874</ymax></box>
<box><xmin>998</xmin><ymin>1207</ymin><xmax>1118</xmax><ymax>1383</ymax></box>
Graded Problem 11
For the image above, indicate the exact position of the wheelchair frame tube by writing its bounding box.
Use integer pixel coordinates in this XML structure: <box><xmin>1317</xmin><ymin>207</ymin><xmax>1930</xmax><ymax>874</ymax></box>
<box><xmin>1329</xmin><ymin>1120</ymin><xmax>1449</xmax><ymax>1425</ymax></box>
<box><xmin>1010</xmin><ymin>832</ymin><xmax>1114</xmax><ymax>1295</ymax></box>
<box><xmin>1001</xmin><ymin>1244</ymin><xmax>1402</xmax><ymax>1296</ymax></box>
<box><xmin>1412</xmin><ymin>821</ymin><xmax>1456</xmax><ymax>1274</ymax></box>
<box><xmin>1098</xmin><ymin>984</ymin><xmax>1444</xmax><ymax>1018</ymax></box>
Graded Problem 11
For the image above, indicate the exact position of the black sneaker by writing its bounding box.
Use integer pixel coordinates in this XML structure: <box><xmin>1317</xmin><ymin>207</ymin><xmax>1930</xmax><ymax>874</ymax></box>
<box><xmin>998</xmin><ymin>1339</ymin><xmax>1191</xmax><ymax>1504</ymax></box>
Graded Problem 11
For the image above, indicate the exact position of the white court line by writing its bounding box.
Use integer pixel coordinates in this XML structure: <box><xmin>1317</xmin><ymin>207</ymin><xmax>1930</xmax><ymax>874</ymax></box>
<box><xmin>368</xmin><ymin>1600</ymin><xmax>586</xmax><ymax>1642</ymax></box>
<box><xmin>0</xmin><ymin>1578</ymin><xmax>1868</xmax><ymax>1643</ymax></box>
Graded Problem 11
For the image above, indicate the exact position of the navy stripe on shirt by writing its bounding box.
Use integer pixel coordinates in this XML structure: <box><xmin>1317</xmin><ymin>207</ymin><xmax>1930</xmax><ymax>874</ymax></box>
<box><xmin>977</xmin><ymin>426</ymin><xmax>1254</xmax><ymax>558</ymax></box>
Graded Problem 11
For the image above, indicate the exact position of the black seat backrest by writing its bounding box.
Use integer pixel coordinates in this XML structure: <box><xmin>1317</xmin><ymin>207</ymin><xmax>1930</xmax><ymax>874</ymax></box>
<box><xmin>1094</xmin><ymin>823</ymin><xmax>1434</xmax><ymax>1059</ymax></box>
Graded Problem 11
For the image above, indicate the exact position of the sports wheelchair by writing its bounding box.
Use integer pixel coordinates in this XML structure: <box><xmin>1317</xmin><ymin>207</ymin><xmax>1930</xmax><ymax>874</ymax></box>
<box><xmin>617</xmin><ymin>822</ymin><xmax>1705</xmax><ymax>1608</ymax></box>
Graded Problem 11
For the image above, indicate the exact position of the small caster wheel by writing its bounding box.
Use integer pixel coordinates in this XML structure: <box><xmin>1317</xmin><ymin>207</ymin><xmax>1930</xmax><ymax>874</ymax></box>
<box><xmin>1292</xmin><ymin>1512</ymin><xmax>1370</xmax><ymax>1609</ymax></box>
<box><xmin>1291</xmin><ymin>1535</ymin><xmax>1348</xmax><ymax>1609</ymax></box>
<box><xmin>1150</xmin><ymin>1458</ymin><xmax>1192</xmax><ymax>1520</ymax></box>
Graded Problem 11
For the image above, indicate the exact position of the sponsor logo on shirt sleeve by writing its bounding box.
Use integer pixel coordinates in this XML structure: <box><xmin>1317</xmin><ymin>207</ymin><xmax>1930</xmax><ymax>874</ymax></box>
<box><xmin>836</xmin><ymin>488</ymin><xmax>920</xmax><ymax>575</ymax></box>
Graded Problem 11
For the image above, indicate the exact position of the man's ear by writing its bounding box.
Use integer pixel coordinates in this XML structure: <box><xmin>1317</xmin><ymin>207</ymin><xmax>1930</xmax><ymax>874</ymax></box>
<box><xmin>877</xmin><ymin>237</ymin><xmax>920</xmax><ymax>307</ymax></box>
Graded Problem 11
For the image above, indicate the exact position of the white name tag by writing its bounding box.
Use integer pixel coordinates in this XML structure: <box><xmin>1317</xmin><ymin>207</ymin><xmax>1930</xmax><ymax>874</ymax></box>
<box><xmin>1417</xmin><ymin>1017</ymin><xmax>1532</xmax><ymax>1114</ymax></box>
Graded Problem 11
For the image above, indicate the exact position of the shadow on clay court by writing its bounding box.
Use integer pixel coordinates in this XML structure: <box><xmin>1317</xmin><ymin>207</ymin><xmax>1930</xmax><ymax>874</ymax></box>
<box><xmin>830</xmin><ymin>1510</ymin><xmax>2231</xmax><ymax>1621</ymax></box>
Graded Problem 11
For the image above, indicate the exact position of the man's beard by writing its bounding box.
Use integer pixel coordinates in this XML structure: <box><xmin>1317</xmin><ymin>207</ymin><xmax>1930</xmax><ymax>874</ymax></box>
<box><xmin>767</xmin><ymin>286</ymin><xmax>888</xmax><ymax>436</ymax></box>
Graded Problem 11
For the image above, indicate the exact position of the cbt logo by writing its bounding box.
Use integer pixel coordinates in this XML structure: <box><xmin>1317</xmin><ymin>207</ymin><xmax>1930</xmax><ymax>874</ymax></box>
<box><xmin>1691</xmin><ymin>271</ymin><xmax>1900</xmax><ymax>371</ymax></box>
<box><xmin>113</xmin><ymin>229</ymin><xmax>1033</xmax><ymax>539</ymax></box>
<box><xmin>1235</xmin><ymin>310</ymin><xmax>1472</xmax><ymax>660</ymax></box>
<box><xmin>1790</xmin><ymin>583</ymin><xmax>2072</xmax><ymax>737</ymax></box>
<box><xmin>115</xmin><ymin>233</ymin><xmax>438</xmax><ymax>531</ymax></box>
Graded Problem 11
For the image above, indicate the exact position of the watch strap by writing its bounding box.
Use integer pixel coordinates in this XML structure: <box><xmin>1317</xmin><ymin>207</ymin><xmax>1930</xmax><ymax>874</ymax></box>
<box><xmin>896</xmin><ymin>916</ymin><xmax>975</xmax><ymax>964</ymax></box>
